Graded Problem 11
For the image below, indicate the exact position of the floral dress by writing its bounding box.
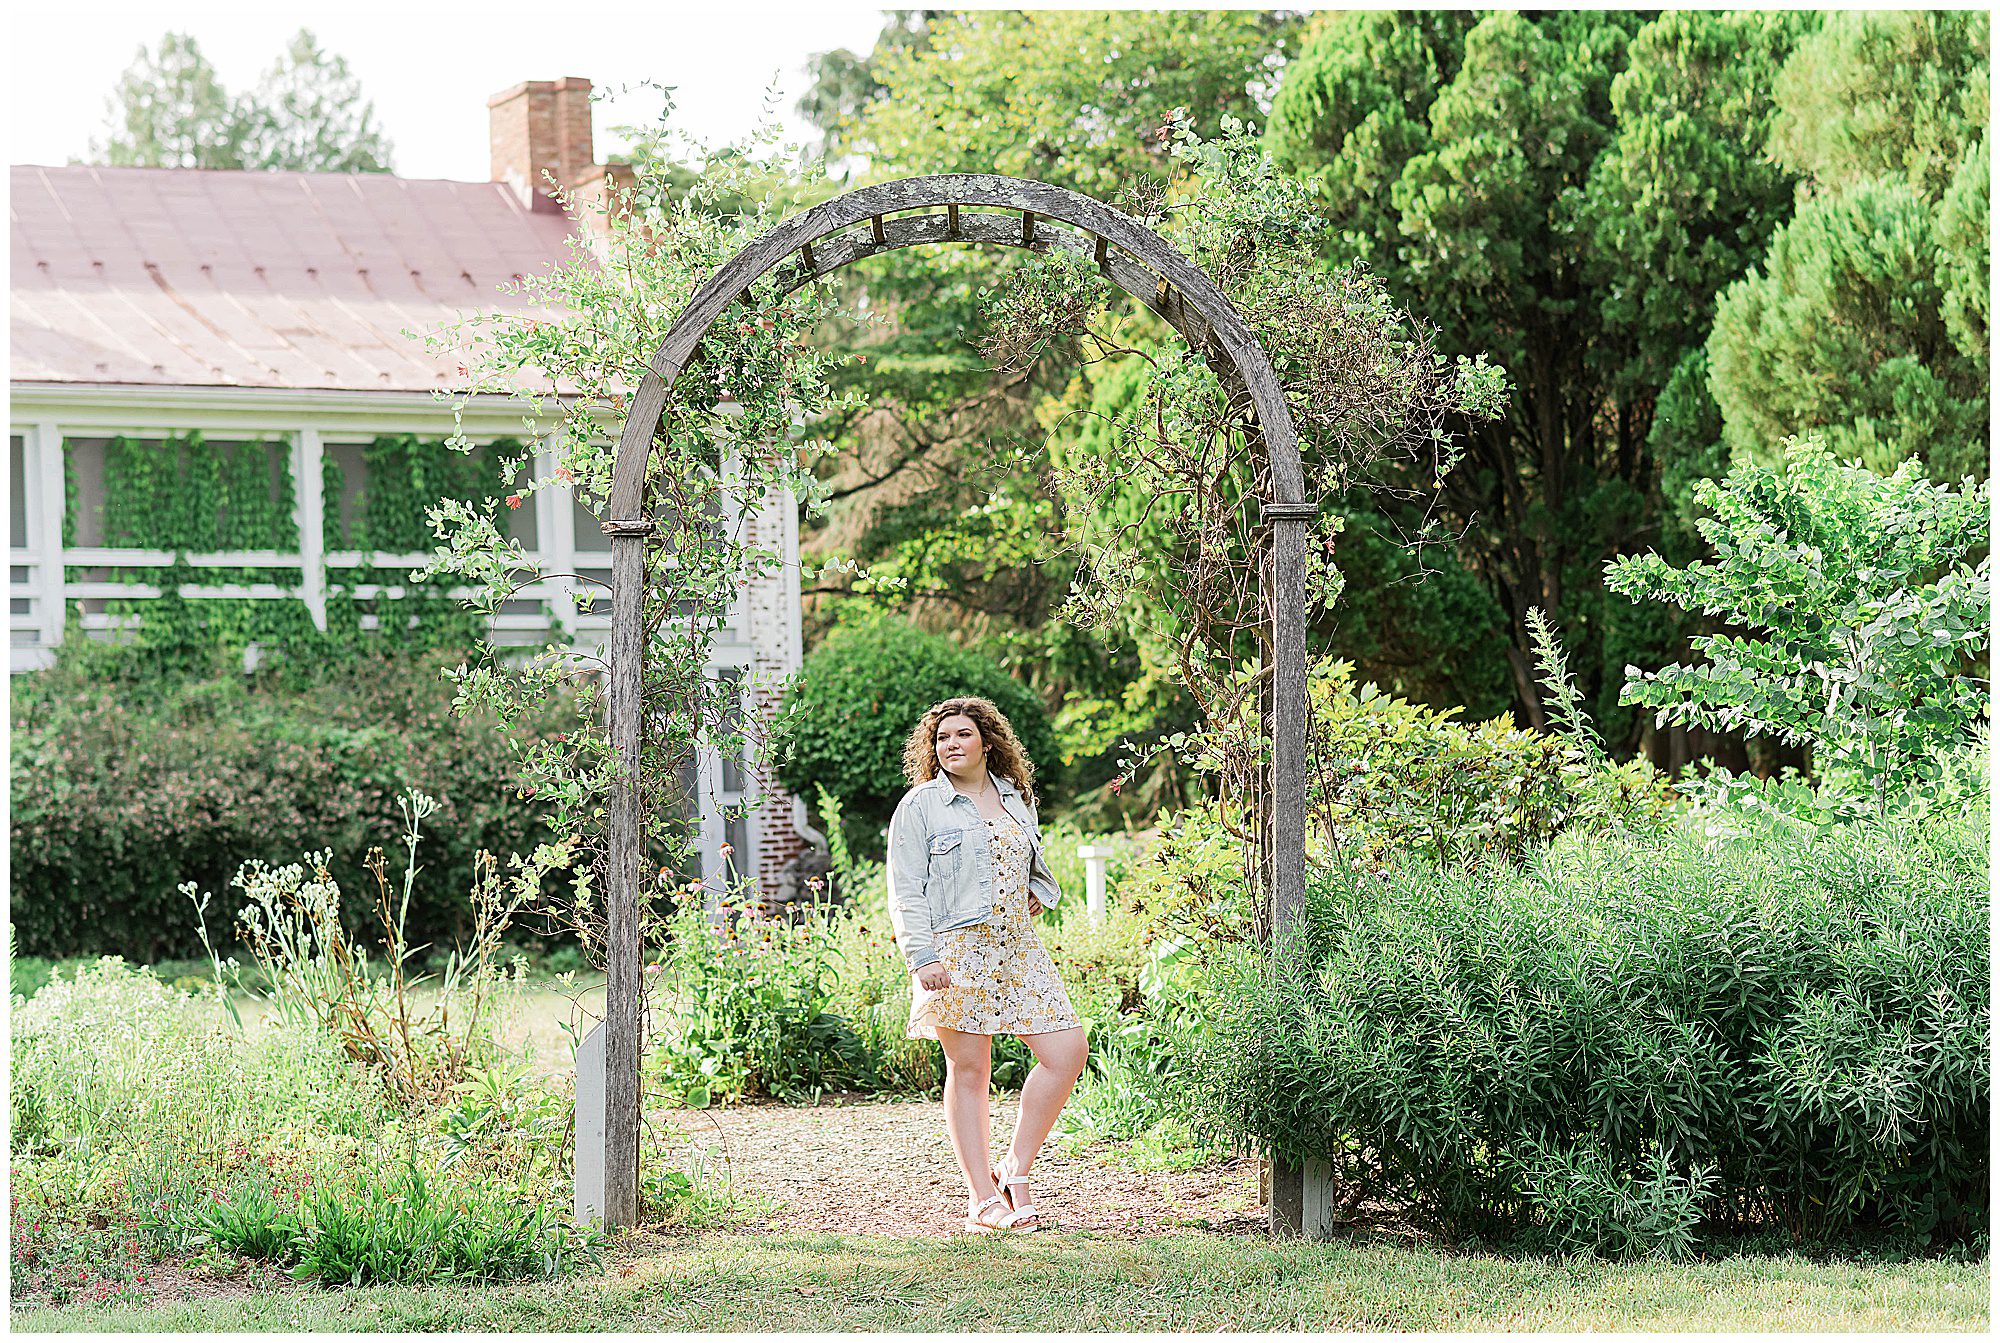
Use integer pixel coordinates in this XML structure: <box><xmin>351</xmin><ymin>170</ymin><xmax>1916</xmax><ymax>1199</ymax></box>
<box><xmin>907</xmin><ymin>812</ymin><xmax>1082</xmax><ymax>1039</ymax></box>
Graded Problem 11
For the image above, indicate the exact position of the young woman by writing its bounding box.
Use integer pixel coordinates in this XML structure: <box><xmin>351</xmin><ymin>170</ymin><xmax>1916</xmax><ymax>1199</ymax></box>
<box><xmin>886</xmin><ymin>695</ymin><xmax>1088</xmax><ymax>1233</ymax></box>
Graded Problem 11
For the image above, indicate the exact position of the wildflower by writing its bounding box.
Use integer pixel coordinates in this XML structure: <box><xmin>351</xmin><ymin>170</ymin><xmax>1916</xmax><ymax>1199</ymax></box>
<box><xmin>807</xmin><ymin>876</ymin><xmax>824</xmax><ymax>891</ymax></box>
<box><xmin>506</xmin><ymin>494</ymin><xmax>523</xmax><ymax>509</ymax></box>
<box><xmin>719</xmin><ymin>843</ymin><xmax>734</xmax><ymax>856</ymax></box>
<box><xmin>1108</xmin><ymin>776</ymin><xmax>1126</xmax><ymax>796</ymax></box>
<box><xmin>555</xmin><ymin>467</ymin><xmax>575</xmax><ymax>484</ymax></box>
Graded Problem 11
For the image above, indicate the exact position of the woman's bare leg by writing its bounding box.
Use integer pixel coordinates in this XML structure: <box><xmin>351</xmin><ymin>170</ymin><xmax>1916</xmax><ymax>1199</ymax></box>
<box><xmin>934</xmin><ymin>1023</ymin><xmax>1000</xmax><ymax>1211</ymax></box>
<box><xmin>1007</xmin><ymin>1025</ymin><xmax>1090</xmax><ymax>1188</ymax></box>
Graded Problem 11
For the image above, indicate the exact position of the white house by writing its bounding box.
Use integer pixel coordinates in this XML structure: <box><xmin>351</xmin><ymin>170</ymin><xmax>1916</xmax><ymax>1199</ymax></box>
<box><xmin>8</xmin><ymin>77</ymin><xmax>820</xmax><ymax>901</ymax></box>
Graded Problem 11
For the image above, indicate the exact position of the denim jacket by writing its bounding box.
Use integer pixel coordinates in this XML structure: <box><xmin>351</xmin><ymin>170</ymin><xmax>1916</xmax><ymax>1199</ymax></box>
<box><xmin>885</xmin><ymin>771</ymin><xmax>1061</xmax><ymax>972</ymax></box>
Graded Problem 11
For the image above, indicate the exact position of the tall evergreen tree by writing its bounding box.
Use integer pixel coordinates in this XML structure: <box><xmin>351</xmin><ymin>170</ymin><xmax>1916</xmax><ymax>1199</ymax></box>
<box><xmin>1267</xmin><ymin>11</ymin><xmax>1822</xmax><ymax>751</ymax></box>
<box><xmin>1708</xmin><ymin>11</ymin><xmax>1988</xmax><ymax>483</ymax></box>
<box><xmin>1582</xmin><ymin>10</ymin><xmax>1820</xmax><ymax>554</ymax></box>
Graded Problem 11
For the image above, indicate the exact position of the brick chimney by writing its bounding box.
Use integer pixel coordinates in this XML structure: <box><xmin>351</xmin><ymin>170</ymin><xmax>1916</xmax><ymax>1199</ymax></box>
<box><xmin>488</xmin><ymin>77</ymin><xmax>596</xmax><ymax>212</ymax></box>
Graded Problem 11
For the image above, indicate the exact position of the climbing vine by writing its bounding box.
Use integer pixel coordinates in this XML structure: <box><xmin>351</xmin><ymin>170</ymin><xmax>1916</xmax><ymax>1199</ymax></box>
<box><xmin>324</xmin><ymin>434</ymin><xmax>536</xmax><ymax>652</ymax></box>
<box><xmin>985</xmin><ymin>119</ymin><xmax>1509</xmax><ymax>880</ymax></box>
<box><xmin>421</xmin><ymin>139</ymin><xmax>849</xmax><ymax>964</ymax></box>
<box><xmin>64</xmin><ymin>432</ymin><xmax>305</xmax><ymax>673</ymax></box>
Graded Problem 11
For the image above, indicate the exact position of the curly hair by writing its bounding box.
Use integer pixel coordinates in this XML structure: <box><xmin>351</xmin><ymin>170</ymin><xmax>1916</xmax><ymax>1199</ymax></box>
<box><xmin>901</xmin><ymin>695</ymin><xmax>1040</xmax><ymax>809</ymax></box>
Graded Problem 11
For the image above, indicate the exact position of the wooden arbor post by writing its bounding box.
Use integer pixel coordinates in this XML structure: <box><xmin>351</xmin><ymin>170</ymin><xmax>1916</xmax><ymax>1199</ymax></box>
<box><xmin>589</xmin><ymin>174</ymin><xmax>1316</xmax><ymax>1236</ymax></box>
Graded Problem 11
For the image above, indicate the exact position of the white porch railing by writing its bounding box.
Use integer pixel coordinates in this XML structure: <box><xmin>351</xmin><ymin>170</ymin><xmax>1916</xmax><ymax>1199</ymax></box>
<box><xmin>7</xmin><ymin>546</ymin><xmax>742</xmax><ymax>670</ymax></box>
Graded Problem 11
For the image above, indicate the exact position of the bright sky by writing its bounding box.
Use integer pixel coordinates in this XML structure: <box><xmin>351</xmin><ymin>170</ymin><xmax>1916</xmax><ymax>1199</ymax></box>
<box><xmin>8</xmin><ymin>1</ymin><xmax>896</xmax><ymax>179</ymax></box>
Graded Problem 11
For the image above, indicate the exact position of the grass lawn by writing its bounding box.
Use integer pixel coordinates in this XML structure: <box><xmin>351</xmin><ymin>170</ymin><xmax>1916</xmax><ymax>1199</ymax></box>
<box><xmin>14</xmin><ymin>1230</ymin><xmax>1988</xmax><ymax>1332</ymax></box>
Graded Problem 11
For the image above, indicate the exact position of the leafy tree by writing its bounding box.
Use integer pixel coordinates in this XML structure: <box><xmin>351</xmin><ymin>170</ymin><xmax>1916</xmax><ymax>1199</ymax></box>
<box><xmin>1707</xmin><ymin>11</ymin><xmax>1988</xmax><ymax>484</ymax></box>
<box><xmin>796</xmin><ymin>10</ymin><xmax>937</xmax><ymax>168</ymax></box>
<box><xmin>89</xmin><ymin>33</ymin><xmax>245</xmax><ymax>169</ymax></box>
<box><xmin>87</xmin><ymin>29</ymin><xmax>394</xmax><ymax>173</ymax></box>
<box><xmin>1604</xmin><ymin>435</ymin><xmax>1989</xmax><ymax>808</ymax></box>
<box><xmin>238</xmin><ymin>30</ymin><xmax>394</xmax><ymax>172</ymax></box>
<box><xmin>1267</xmin><ymin>11</ymin><xmax>1823</xmax><ymax>753</ymax></box>
<box><xmin>837</xmin><ymin>10</ymin><xmax>1302</xmax><ymax>196</ymax></box>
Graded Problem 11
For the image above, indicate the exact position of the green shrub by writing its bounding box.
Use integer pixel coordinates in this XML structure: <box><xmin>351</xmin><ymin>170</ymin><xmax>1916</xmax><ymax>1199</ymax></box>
<box><xmin>1605</xmin><ymin>434</ymin><xmax>1989</xmax><ymax>809</ymax></box>
<box><xmin>648</xmin><ymin>896</ymin><xmax>873</xmax><ymax>1107</ymax></box>
<box><xmin>1122</xmin><ymin>801</ymin><xmax>1259</xmax><ymax>945</ymax></box>
<box><xmin>769</xmin><ymin>613</ymin><xmax>1062</xmax><ymax>856</ymax></box>
<box><xmin>1522</xmin><ymin>1143</ymin><xmax>1721</xmax><ymax>1261</ymax></box>
<box><xmin>1181</xmin><ymin>804</ymin><xmax>1989</xmax><ymax>1251</ymax></box>
<box><xmin>1303</xmin><ymin>657</ymin><xmax>1679</xmax><ymax>876</ymax></box>
<box><xmin>9</xmin><ymin>654</ymin><xmax>568</xmax><ymax>960</ymax></box>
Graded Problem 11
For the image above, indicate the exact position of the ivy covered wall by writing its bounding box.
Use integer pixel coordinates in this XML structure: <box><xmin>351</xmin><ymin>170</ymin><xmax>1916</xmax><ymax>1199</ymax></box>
<box><xmin>58</xmin><ymin>430</ymin><xmax>537</xmax><ymax>667</ymax></box>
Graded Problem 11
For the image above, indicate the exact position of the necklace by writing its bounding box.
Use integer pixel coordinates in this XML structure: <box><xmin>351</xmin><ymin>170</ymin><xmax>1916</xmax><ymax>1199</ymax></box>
<box><xmin>954</xmin><ymin>770</ymin><xmax>1000</xmax><ymax>813</ymax></box>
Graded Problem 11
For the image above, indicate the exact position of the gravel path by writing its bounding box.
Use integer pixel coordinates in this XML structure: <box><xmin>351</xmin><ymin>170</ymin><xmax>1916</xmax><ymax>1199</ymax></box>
<box><xmin>652</xmin><ymin>1096</ymin><xmax>1267</xmax><ymax>1238</ymax></box>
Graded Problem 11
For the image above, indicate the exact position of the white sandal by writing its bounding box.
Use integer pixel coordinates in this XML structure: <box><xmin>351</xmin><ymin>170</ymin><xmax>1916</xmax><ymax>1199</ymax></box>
<box><xmin>965</xmin><ymin>1191</ymin><xmax>1019</xmax><ymax>1234</ymax></box>
<box><xmin>990</xmin><ymin>1154</ymin><xmax>1044</xmax><ymax>1230</ymax></box>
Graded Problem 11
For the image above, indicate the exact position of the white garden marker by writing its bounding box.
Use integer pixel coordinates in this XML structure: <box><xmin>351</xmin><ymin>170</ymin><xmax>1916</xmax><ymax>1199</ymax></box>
<box><xmin>1076</xmin><ymin>845</ymin><xmax>1113</xmax><ymax>924</ymax></box>
<box><xmin>573</xmin><ymin>1021</ymin><xmax>607</xmax><ymax>1226</ymax></box>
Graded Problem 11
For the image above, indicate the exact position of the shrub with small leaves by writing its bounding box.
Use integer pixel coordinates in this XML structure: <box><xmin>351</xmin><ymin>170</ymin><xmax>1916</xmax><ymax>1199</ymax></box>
<box><xmin>769</xmin><ymin>612</ymin><xmax>1062</xmax><ymax>856</ymax></box>
<box><xmin>1606</xmin><ymin>434</ymin><xmax>1989</xmax><ymax>812</ymax></box>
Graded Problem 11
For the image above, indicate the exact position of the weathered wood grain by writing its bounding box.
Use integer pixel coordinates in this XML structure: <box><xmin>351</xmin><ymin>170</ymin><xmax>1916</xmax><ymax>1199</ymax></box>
<box><xmin>601</xmin><ymin>534</ymin><xmax>646</xmax><ymax>1230</ymax></box>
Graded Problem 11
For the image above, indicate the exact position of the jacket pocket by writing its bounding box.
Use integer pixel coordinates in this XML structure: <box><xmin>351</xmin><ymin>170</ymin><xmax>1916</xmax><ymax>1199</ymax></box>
<box><xmin>928</xmin><ymin>828</ymin><xmax>964</xmax><ymax>881</ymax></box>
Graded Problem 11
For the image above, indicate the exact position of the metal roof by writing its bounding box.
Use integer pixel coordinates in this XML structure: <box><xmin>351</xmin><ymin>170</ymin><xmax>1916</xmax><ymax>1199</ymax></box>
<box><xmin>11</xmin><ymin>164</ymin><xmax>579</xmax><ymax>393</ymax></box>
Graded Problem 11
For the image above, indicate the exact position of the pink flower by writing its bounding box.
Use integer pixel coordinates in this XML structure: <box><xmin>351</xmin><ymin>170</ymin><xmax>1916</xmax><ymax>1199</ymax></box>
<box><xmin>719</xmin><ymin>843</ymin><xmax>734</xmax><ymax>856</ymax></box>
<box><xmin>1108</xmin><ymin>776</ymin><xmax>1126</xmax><ymax>796</ymax></box>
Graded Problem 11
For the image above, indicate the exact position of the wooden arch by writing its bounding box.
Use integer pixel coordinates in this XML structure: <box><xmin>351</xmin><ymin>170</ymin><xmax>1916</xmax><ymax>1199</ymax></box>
<box><xmin>593</xmin><ymin>174</ymin><xmax>1314</xmax><ymax>1233</ymax></box>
